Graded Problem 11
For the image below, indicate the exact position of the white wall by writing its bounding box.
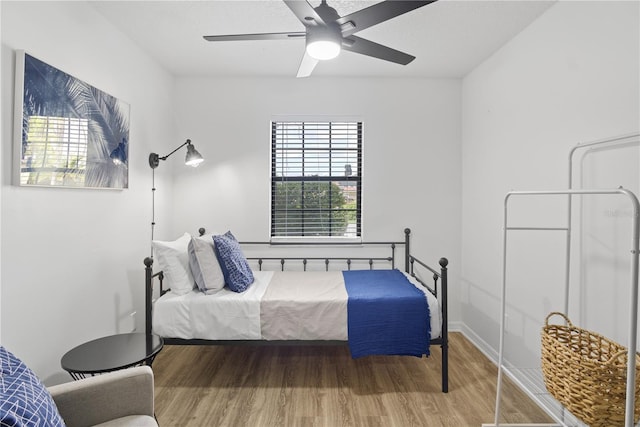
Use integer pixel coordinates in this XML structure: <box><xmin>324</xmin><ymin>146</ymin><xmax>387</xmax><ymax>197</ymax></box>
<box><xmin>168</xmin><ymin>76</ymin><xmax>462</xmax><ymax>320</ymax></box>
<box><xmin>0</xmin><ymin>2</ymin><xmax>462</xmax><ymax>385</ymax></box>
<box><xmin>10</xmin><ymin>0</ymin><xmax>632</xmax><ymax>394</ymax></box>
<box><xmin>0</xmin><ymin>1</ymin><xmax>175</xmax><ymax>384</ymax></box>
<box><xmin>461</xmin><ymin>0</ymin><xmax>639</xmax><ymax>378</ymax></box>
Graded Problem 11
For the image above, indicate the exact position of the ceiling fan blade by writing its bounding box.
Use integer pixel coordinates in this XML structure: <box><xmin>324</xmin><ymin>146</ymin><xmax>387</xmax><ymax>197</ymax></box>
<box><xmin>203</xmin><ymin>32</ymin><xmax>305</xmax><ymax>42</ymax></box>
<box><xmin>296</xmin><ymin>51</ymin><xmax>319</xmax><ymax>78</ymax></box>
<box><xmin>337</xmin><ymin>1</ymin><xmax>437</xmax><ymax>37</ymax></box>
<box><xmin>342</xmin><ymin>35</ymin><xmax>415</xmax><ymax>65</ymax></box>
<box><xmin>283</xmin><ymin>0</ymin><xmax>326</xmax><ymax>27</ymax></box>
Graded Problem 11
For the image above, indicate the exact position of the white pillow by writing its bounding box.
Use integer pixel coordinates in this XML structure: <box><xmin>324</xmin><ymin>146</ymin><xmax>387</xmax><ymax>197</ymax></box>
<box><xmin>188</xmin><ymin>235</ymin><xmax>225</xmax><ymax>294</ymax></box>
<box><xmin>152</xmin><ymin>233</ymin><xmax>195</xmax><ymax>295</ymax></box>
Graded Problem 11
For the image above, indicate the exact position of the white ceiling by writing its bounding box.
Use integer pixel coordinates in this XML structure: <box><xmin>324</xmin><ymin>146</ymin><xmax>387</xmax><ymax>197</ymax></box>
<box><xmin>90</xmin><ymin>0</ymin><xmax>555</xmax><ymax>79</ymax></box>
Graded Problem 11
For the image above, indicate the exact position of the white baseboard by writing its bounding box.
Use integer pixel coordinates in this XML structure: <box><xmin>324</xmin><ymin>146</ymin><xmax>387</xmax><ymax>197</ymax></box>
<box><xmin>458</xmin><ymin>324</ymin><xmax>584</xmax><ymax>427</ymax></box>
<box><xmin>457</xmin><ymin>323</ymin><xmax>500</xmax><ymax>365</ymax></box>
<box><xmin>447</xmin><ymin>320</ymin><xmax>463</xmax><ymax>333</ymax></box>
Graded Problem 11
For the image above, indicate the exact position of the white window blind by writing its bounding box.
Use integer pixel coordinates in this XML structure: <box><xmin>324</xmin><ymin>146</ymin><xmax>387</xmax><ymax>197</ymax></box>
<box><xmin>271</xmin><ymin>121</ymin><xmax>362</xmax><ymax>238</ymax></box>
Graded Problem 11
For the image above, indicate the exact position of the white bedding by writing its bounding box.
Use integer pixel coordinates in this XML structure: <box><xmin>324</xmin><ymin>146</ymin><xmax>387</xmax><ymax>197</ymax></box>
<box><xmin>153</xmin><ymin>270</ymin><xmax>442</xmax><ymax>341</ymax></box>
<box><xmin>261</xmin><ymin>271</ymin><xmax>348</xmax><ymax>340</ymax></box>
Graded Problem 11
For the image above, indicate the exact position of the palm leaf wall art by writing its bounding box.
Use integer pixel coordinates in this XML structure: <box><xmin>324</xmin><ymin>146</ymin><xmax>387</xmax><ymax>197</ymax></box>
<box><xmin>14</xmin><ymin>50</ymin><xmax>130</xmax><ymax>189</ymax></box>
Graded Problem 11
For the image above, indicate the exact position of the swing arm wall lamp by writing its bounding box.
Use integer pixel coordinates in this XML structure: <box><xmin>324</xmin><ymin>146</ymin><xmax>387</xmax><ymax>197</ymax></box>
<box><xmin>148</xmin><ymin>139</ymin><xmax>204</xmax><ymax>169</ymax></box>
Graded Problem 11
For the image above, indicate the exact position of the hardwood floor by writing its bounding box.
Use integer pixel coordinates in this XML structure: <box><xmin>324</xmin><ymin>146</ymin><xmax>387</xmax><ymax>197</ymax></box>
<box><xmin>153</xmin><ymin>332</ymin><xmax>552</xmax><ymax>426</ymax></box>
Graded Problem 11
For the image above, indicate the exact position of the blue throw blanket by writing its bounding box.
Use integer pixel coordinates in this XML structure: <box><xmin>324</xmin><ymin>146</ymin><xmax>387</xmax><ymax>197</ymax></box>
<box><xmin>342</xmin><ymin>269</ymin><xmax>430</xmax><ymax>358</ymax></box>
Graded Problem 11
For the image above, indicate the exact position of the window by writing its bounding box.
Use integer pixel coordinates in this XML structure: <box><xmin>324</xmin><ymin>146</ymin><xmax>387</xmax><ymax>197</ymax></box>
<box><xmin>271</xmin><ymin>121</ymin><xmax>362</xmax><ymax>239</ymax></box>
<box><xmin>21</xmin><ymin>116</ymin><xmax>89</xmax><ymax>186</ymax></box>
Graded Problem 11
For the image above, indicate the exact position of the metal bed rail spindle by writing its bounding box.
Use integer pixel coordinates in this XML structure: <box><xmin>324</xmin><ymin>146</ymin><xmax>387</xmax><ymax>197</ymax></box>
<box><xmin>409</xmin><ymin>255</ymin><xmax>443</xmax><ymax>298</ymax></box>
<box><xmin>247</xmin><ymin>256</ymin><xmax>394</xmax><ymax>271</ymax></box>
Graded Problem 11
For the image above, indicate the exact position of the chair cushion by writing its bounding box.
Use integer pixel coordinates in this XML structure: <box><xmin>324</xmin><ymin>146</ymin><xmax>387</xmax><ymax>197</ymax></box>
<box><xmin>0</xmin><ymin>346</ymin><xmax>65</xmax><ymax>427</ymax></box>
<box><xmin>94</xmin><ymin>415</ymin><xmax>158</xmax><ymax>427</ymax></box>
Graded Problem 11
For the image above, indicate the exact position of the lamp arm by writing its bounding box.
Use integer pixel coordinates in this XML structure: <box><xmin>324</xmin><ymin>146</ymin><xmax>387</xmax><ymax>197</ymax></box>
<box><xmin>159</xmin><ymin>139</ymin><xmax>192</xmax><ymax>161</ymax></box>
<box><xmin>149</xmin><ymin>139</ymin><xmax>192</xmax><ymax>169</ymax></box>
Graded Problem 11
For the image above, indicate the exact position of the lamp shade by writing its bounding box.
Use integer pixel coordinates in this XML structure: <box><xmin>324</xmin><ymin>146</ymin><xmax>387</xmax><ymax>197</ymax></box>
<box><xmin>185</xmin><ymin>143</ymin><xmax>204</xmax><ymax>167</ymax></box>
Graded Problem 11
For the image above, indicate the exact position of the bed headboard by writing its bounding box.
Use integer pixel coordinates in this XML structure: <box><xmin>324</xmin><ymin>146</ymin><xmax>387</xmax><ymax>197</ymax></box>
<box><xmin>196</xmin><ymin>227</ymin><xmax>411</xmax><ymax>272</ymax></box>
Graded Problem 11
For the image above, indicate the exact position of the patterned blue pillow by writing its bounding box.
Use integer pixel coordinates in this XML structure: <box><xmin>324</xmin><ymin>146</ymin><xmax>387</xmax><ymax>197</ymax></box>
<box><xmin>213</xmin><ymin>231</ymin><xmax>254</xmax><ymax>293</ymax></box>
<box><xmin>0</xmin><ymin>346</ymin><xmax>66</xmax><ymax>426</ymax></box>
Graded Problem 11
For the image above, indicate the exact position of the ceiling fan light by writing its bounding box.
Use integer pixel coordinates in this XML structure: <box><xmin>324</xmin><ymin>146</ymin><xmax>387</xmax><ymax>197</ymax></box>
<box><xmin>306</xmin><ymin>26</ymin><xmax>342</xmax><ymax>61</ymax></box>
<box><xmin>306</xmin><ymin>39</ymin><xmax>341</xmax><ymax>60</ymax></box>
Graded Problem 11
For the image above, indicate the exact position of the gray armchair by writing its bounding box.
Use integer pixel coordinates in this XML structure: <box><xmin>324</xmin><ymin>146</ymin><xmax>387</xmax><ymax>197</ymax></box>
<box><xmin>48</xmin><ymin>366</ymin><xmax>158</xmax><ymax>427</ymax></box>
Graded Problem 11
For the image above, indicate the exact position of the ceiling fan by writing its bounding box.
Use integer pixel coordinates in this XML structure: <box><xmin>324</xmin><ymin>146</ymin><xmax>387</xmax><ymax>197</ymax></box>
<box><xmin>203</xmin><ymin>0</ymin><xmax>437</xmax><ymax>78</ymax></box>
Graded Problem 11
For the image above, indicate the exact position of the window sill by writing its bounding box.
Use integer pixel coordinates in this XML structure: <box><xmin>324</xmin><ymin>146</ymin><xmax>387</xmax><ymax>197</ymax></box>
<box><xmin>269</xmin><ymin>236</ymin><xmax>363</xmax><ymax>246</ymax></box>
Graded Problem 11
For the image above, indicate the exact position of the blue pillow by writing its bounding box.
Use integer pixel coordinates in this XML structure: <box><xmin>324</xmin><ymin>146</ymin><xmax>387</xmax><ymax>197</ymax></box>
<box><xmin>213</xmin><ymin>231</ymin><xmax>254</xmax><ymax>293</ymax></box>
<box><xmin>0</xmin><ymin>346</ymin><xmax>66</xmax><ymax>426</ymax></box>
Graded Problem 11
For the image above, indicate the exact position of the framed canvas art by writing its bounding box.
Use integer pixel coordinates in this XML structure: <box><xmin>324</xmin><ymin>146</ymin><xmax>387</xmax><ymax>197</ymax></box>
<box><xmin>14</xmin><ymin>50</ymin><xmax>130</xmax><ymax>189</ymax></box>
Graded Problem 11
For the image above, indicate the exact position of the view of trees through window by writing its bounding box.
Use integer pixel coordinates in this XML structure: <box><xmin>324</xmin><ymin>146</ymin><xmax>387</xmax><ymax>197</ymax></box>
<box><xmin>271</xmin><ymin>121</ymin><xmax>362</xmax><ymax>238</ymax></box>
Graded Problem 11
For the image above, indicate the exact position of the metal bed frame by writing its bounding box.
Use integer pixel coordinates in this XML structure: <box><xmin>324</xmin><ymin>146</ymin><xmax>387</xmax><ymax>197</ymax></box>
<box><xmin>143</xmin><ymin>228</ymin><xmax>450</xmax><ymax>393</ymax></box>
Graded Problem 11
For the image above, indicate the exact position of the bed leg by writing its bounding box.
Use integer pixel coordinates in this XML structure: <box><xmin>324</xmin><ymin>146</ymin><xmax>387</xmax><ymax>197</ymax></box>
<box><xmin>442</xmin><ymin>336</ymin><xmax>449</xmax><ymax>393</ymax></box>
<box><xmin>440</xmin><ymin>257</ymin><xmax>449</xmax><ymax>393</ymax></box>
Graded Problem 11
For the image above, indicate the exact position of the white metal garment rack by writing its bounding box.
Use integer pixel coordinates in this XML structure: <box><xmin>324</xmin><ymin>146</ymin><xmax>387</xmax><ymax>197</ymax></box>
<box><xmin>486</xmin><ymin>133</ymin><xmax>640</xmax><ymax>427</ymax></box>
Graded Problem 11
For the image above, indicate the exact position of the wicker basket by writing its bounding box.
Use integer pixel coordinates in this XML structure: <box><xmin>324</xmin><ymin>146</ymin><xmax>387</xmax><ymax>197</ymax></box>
<box><xmin>541</xmin><ymin>312</ymin><xmax>640</xmax><ymax>426</ymax></box>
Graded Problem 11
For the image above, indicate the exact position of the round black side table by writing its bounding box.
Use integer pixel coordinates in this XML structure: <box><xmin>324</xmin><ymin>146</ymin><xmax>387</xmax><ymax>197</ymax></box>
<box><xmin>61</xmin><ymin>333</ymin><xmax>164</xmax><ymax>380</ymax></box>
